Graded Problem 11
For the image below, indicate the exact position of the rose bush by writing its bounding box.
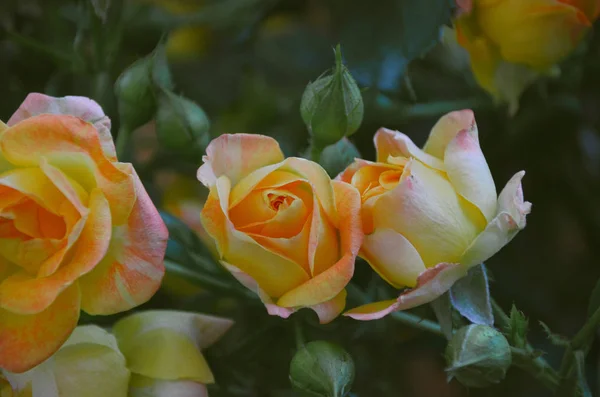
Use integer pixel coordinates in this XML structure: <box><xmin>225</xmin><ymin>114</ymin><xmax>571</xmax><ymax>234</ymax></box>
<box><xmin>198</xmin><ymin>134</ymin><xmax>363</xmax><ymax>323</ymax></box>
<box><xmin>113</xmin><ymin>310</ymin><xmax>233</xmax><ymax>397</ymax></box>
<box><xmin>339</xmin><ymin>110</ymin><xmax>531</xmax><ymax>320</ymax></box>
<box><xmin>0</xmin><ymin>94</ymin><xmax>168</xmax><ymax>372</ymax></box>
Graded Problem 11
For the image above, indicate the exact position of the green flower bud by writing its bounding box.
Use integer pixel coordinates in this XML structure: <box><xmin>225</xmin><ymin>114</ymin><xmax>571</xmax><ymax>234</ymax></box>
<box><xmin>289</xmin><ymin>341</ymin><xmax>355</xmax><ymax>397</ymax></box>
<box><xmin>114</xmin><ymin>42</ymin><xmax>173</xmax><ymax>130</ymax></box>
<box><xmin>155</xmin><ymin>90</ymin><xmax>210</xmax><ymax>153</ymax></box>
<box><xmin>301</xmin><ymin>45</ymin><xmax>363</xmax><ymax>150</ymax></box>
<box><xmin>445</xmin><ymin>325</ymin><xmax>512</xmax><ymax>388</ymax></box>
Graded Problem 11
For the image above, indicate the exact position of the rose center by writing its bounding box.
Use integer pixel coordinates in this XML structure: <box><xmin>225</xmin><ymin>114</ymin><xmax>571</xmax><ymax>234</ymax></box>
<box><xmin>267</xmin><ymin>193</ymin><xmax>293</xmax><ymax>211</ymax></box>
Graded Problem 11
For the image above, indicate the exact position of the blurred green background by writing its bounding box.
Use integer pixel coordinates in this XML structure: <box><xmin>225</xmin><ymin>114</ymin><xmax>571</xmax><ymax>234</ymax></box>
<box><xmin>2</xmin><ymin>0</ymin><xmax>600</xmax><ymax>396</ymax></box>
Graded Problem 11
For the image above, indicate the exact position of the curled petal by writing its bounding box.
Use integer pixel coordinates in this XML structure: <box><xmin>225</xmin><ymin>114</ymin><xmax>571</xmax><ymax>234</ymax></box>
<box><xmin>7</xmin><ymin>93</ymin><xmax>116</xmax><ymax>161</ymax></box>
<box><xmin>309</xmin><ymin>290</ymin><xmax>348</xmax><ymax>324</ymax></box>
<box><xmin>197</xmin><ymin>133</ymin><xmax>284</xmax><ymax>187</ymax></box>
<box><xmin>78</xmin><ymin>171</ymin><xmax>166</xmax><ymax>315</ymax></box>
<box><xmin>560</xmin><ymin>0</ymin><xmax>600</xmax><ymax>20</ymax></box>
<box><xmin>374</xmin><ymin>128</ymin><xmax>444</xmax><ymax>170</ymax></box>
<box><xmin>276</xmin><ymin>181</ymin><xmax>362</xmax><ymax>309</ymax></box>
<box><xmin>423</xmin><ymin>109</ymin><xmax>476</xmax><ymax>160</ymax></box>
<box><xmin>460</xmin><ymin>171</ymin><xmax>531</xmax><ymax>267</ymax></box>
<box><xmin>444</xmin><ymin>126</ymin><xmax>497</xmax><ymax>222</ymax></box>
<box><xmin>0</xmin><ymin>283</ymin><xmax>80</xmax><ymax>373</ymax></box>
<box><xmin>344</xmin><ymin>263</ymin><xmax>468</xmax><ymax>321</ymax></box>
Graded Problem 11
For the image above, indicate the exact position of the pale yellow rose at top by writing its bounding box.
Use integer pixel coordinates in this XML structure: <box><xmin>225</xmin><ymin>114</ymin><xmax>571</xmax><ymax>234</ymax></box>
<box><xmin>0</xmin><ymin>94</ymin><xmax>168</xmax><ymax>373</ymax></box>
<box><xmin>197</xmin><ymin>134</ymin><xmax>363</xmax><ymax>324</ymax></box>
<box><xmin>455</xmin><ymin>0</ymin><xmax>599</xmax><ymax>108</ymax></box>
<box><xmin>2</xmin><ymin>325</ymin><xmax>130</xmax><ymax>397</ymax></box>
<box><xmin>339</xmin><ymin>110</ymin><xmax>531</xmax><ymax>320</ymax></box>
<box><xmin>113</xmin><ymin>310</ymin><xmax>233</xmax><ymax>397</ymax></box>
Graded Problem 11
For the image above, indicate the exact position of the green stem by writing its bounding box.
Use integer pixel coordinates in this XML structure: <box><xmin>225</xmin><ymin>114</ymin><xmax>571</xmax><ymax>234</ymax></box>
<box><xmin>115</xmin><ymin>126</ymin><xmax>131</xmax><ymax>160</ymax></box>
<box><xmin>5</xmin><ymin>31</ymin><xmax>75</xmax><ymax>66</ymax></box>
<box><xmin>557</xmin><ymin>303</ymin><xmax>600</xmax><ymax>394</ymax></box>
<box><xmin>389</xmin><ymin>311</ymin><xmax>445</xmax><ymax>337</ymax></box>
<box><xmin>308</xmin><ymin>143</ymin><xmax>323</xmax><ymax>162</ymax></box>
<box><xmin>511</xmin><ymin>347</ymin><xmax>560</xmax><ymax>391</ymax></box>
<box><xmin>294</xmin><ymin>319</ymin><xmax>306</xmax><ymax>349</ymax></box>
<box><xmin>164</xmin><ymin>259</ymin><xmax>255</xmax><ymax>300</ymax></box>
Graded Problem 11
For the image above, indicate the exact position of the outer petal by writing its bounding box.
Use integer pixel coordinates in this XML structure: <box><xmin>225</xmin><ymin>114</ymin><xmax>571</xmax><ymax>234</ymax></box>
<box><xmin>374</xmin><ymin>128</ymin><xmax>444</xmax><ymax>170</ymax></box>
<box><xmin>309</xmin><ymin>290</ymin><xmax>348</xmax><ymax>324</ymax></box>
<box><xmin>444</xmin><ymin>126</ymin><xmax>497</xmax><ymax>222</ymax></box>
<box><xmin>276</xmin><ymin>181</ymin><xmax>362</xmax><ymax>308</ymax></box>
<box><xmin>560</xmin><ymin>0</ymin><xmax>600</xmax><ymax>20</ymax></box>
<box><xmin>360</xmin><ymin>228</ymin><xmax>426</xmax><ymax>289</ymax></box>
<box><xmin>197</xmin><ymin>134</ymin><xmax>284</xmax><ymax>187</ymax></box>
<box><xmin>0</xmin><ymin>115</ymin><xmax>135</xmax><ymax>224</ymax></box>
<box><xmin>0</xmin><ymin>189</ymin><xmax>111</xmax><ymax>315</ymax></box>
<box><xmin>113</xmin><ymin>311</ymin><xmax>233</xmax><ymax>384</ymax></box>
<box><xmin>7</xmin><ymin>93</ymin><xmax>116</xmax><ymax>161</ymax></box>
<box><xmin>0</xmin><ymin>283</ymin><xmax>80</xmax><ymax>373</ymax></box>
<box><xmin>129</xmin><ymin>376</ymin><xmax>208</xmax><ymax>397</ymax></box>
<box><xmin>344</xmin><ymin>263</ymin><xmax>468</xmax><ymax>320</ymax></box>
<box><xmin>78</xmin><ymin>170</ymin><xmax>167</xmax><ymax>315</ymax></box>
<box><xmin>371</xmin><ymin>160</ymin><xmax>481</xmax><ymax>268</ymax></box>
<box><xmin>423</xmin><ymin>110</ymin><xmax>476</xmax><ymax>160</ymax></box>
<box><xmin>460</xmin><ymin>171</ymin><xmax>531</xmax><ymax>267</ymax></box>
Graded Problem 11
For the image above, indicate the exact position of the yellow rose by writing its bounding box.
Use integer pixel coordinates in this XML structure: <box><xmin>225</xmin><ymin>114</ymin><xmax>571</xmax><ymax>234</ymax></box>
<box><xmin>0</xmin><ymin>94</ymin><xmax>168</xmax><ymax>372</ymax></box>
<box><xmin>455</xmin><ymin>0</ymin><xmax>598</xmax><ymax>106</ymax></box>
<box><xmin>198</xmin><ymin>134</ymin><xmax>363</xmax><ymax>323</ymax></box>
<box><xmin>1</xmin><ymin>325</ymin><xmax>130</xmax><ymax>397</ymax></box>
<box><xmin>113</xmin><ymin>310</ymin><xmax>233</xmax><ymax>396</ymax></box>
<box><xmin>340</xmin><ymin>110</ymin><xmax>531</xmax><ymax>320</ymax></box>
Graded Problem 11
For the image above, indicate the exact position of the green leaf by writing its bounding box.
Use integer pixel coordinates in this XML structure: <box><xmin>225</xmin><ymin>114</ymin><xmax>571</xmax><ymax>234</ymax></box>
<box><xmin>574</xmin><ymin>350</ymin><xmax>592</xmax><ymax>397</ymax></box>
<box><xmin>449</xmin><ymin>264</ymin><xmax>494</xmax><ymax>326</ymax></box>
<box><xmin>587</xmin><ymin>277</ymin><xmax>600</xmax><ymax>317</ymax></box>
<box><xmin>290</xmin><ymin>341</ymin><xmax>355</xmax><ymax>397</ymax></box>
<box><xmin>539</xmin><ymin>321</ymin><xmax>569</xmax><ymax>347</ymax></box>
<box><xmin>318</xmin><ymin>138</ymin><xmax>360</xmax><ymax>178</ymax></box>
<box><xmin>505</xmin><ymin>304</ymin><xmax>529</xmax><ymax>349</ymax></box>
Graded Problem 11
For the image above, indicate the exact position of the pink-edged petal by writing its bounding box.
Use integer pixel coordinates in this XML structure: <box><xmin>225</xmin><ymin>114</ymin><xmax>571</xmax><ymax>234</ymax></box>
<box><xmin>276</xmin><ymin>181</ymin><xmax>362</xmax><ymax>308</ymax></box>
<box><xmin>221</xmin><ymin>261</ymin><xmax>296</xmax><ymax>319</ymax></box>
<box><xmin>7</xmin><ymin>93</ymin><xmax>116</xmax><ymax>161</ymax></box>
<box><xmin>0</xmin><ymin>282</ymin><xmax>80</xmax><ymax>373</ymax></box>
<box><xmin>423</xmin><ymin>110</ymin><xmax>476</xmax><ymax>159</ymax></box>
<box><xmin>197</xmin><ymin>134</ymin><xmax>284</xmax><ymax>187</ymax></box>
<box><xmin>360</xmin><ymin>228</ymin><xmax>426</xmax><ymax>289</ymax></box>
<box><xmin>0</xmin><ymin>189</ymin><xmax>111</xmax><ymax>315</ymax></box>
<box><xmin>372</xmin><ymin>159</ymin><xmax>481</xmax><ymax>268</ymax></box>
<box><xmin>395</xmin><ymin>262</ymin><xmax>468</xmax><ymax>310</ymax></box>
<box><xmin>78</xmin><ymin>171</ymin><xmax>167</xmax><ymax>315</ymax></box>
<box><xmin>344</xmin><ymin>299</ymin><xmax>400</xmax><ymax>321</ymax></box>
<box><xmin>309</xmin><ymin>289</ymin><xmax>347</xmax><ymax>324</ymax></box>
<box><xmin>460</xmin><ymin>171</ymin><xmax>531</xmax><ymax>267</ymax></box>
<box><xmin>444</xmin><ymin>126</ymin><xmax>497</xmax><ymax>222</ymax></box>
<box><xmin>374</xmin><ymin>128</ymin><xmax>444</xmax><ymax>170</ymax></box>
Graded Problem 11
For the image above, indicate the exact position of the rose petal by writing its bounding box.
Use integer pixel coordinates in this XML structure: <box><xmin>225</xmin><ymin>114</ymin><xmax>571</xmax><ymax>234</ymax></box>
<box><xmin>276</xmin><ymin>181</ymin><xmax>362</xmax><ymax>308</ymax></box>
<box><xmin>460</xmin><ymin>171</ymin><xmax>531</xmax><ymax>267</ymax></box>
<box><xmin>197</xmin><ymin>134</ymin><xmax>284</xmax><ymax>187</ymax></box>
<box><xmin>0</xmin><ymin>115</ymin><xmax>135</xmax><ymax>223</ymax></box>
<box><xmin>129</xmin><ymin>376</ymin><xmax>208</xmax><ymax>397</ymax></box>
<box><xmin>344</xmin><ymin>299</ymin><xmax>400</xmax><ymax>321</ymax></box>
<box><xmin>360</xmin><ymin>228</ymin><xmax>426</xmax><ymax>289</ymax></box>
<box><xmin>78</xmin><ymin>170</ymin><xmax>166</xmax><ymax>315</ymax></box>
<box><xmin>444</xmin><ymin>125</ymin><xmax>497</xmax><ymax>222</ymax></box>
<box><xmin>374</xmin><ymin>128</ymin><xmax>444</xmax><ymax>170</ymax></box>
<box><xmin>423</xmin><ymin>109</ymin><xmax>476</xmax><ymax>160</ymax></box>
<box><xmin>309</xmin><ymin>289</ymin><xmax>347</xmax><ymax>324</ymax></box>
<box><xmin>7</xmin><ymin>93</ymin><xmax>116</xmax><ymax>161</ymax></box>
<box><xmin>560</xmin><ymin>0</ymin><xmax>600</xmax><ymax>20</ymax></box>
<box><xmin>0</xmin><ymin>282</ymin><xmax>80</xmax><ymax>373</ymax></box>
<box><xmin>372</xmin><ymin>160</ymin><xmax>482</xmax><ymax>268</ymax></box>
<box><xmin>0</xmin><ymin>189</ymin><xmax>111</xmax><ymax>314</ymax></box>
<box><xmin>113</xmin><ymin>311</ymin><xmax>232</xmax><ymax>384</ymax></box>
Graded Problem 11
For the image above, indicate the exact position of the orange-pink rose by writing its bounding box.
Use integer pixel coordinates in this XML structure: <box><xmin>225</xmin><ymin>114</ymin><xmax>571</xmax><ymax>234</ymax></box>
<box><xmin>0</xmin><ymin>94</ymin><xmax>167</xmax><ymax>373</ymax></box>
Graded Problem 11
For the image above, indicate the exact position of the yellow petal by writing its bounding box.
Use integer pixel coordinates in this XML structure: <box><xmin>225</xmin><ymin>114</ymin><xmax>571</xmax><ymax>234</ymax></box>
<box><xmin>129</xmin><ymin>375</ymin><xmax>208</xmax><ymax>397</ymax></box>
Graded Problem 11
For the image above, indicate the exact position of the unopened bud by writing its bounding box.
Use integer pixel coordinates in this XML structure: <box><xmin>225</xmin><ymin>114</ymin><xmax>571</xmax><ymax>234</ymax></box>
<box><xmin>155</xmin><ymin>90</ymin><xmax>210</xmax><ymax>153</ymax></box>
<box><xmin>301</xmin><ymin>45</ymin><xmax>363</xmax><ymax>150</ymax></box>
<box><xmin>445</xmin><ymin>325</ymin><xmax>512</xmax><ymax>388</ymax></box>
<box><xmin>290</xmin><ymin>341</ymin><xmax>355</xmax><ymax>397</ymax></box>
<box><xmin>319</xmin><ymin>138</ymin><xmax>360</xmax><ymax>178</ymax></box>
<box><xmin>114</xmin><ymin>42</ymin><xmax>173</xmax><ymax>130</ymax></box>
